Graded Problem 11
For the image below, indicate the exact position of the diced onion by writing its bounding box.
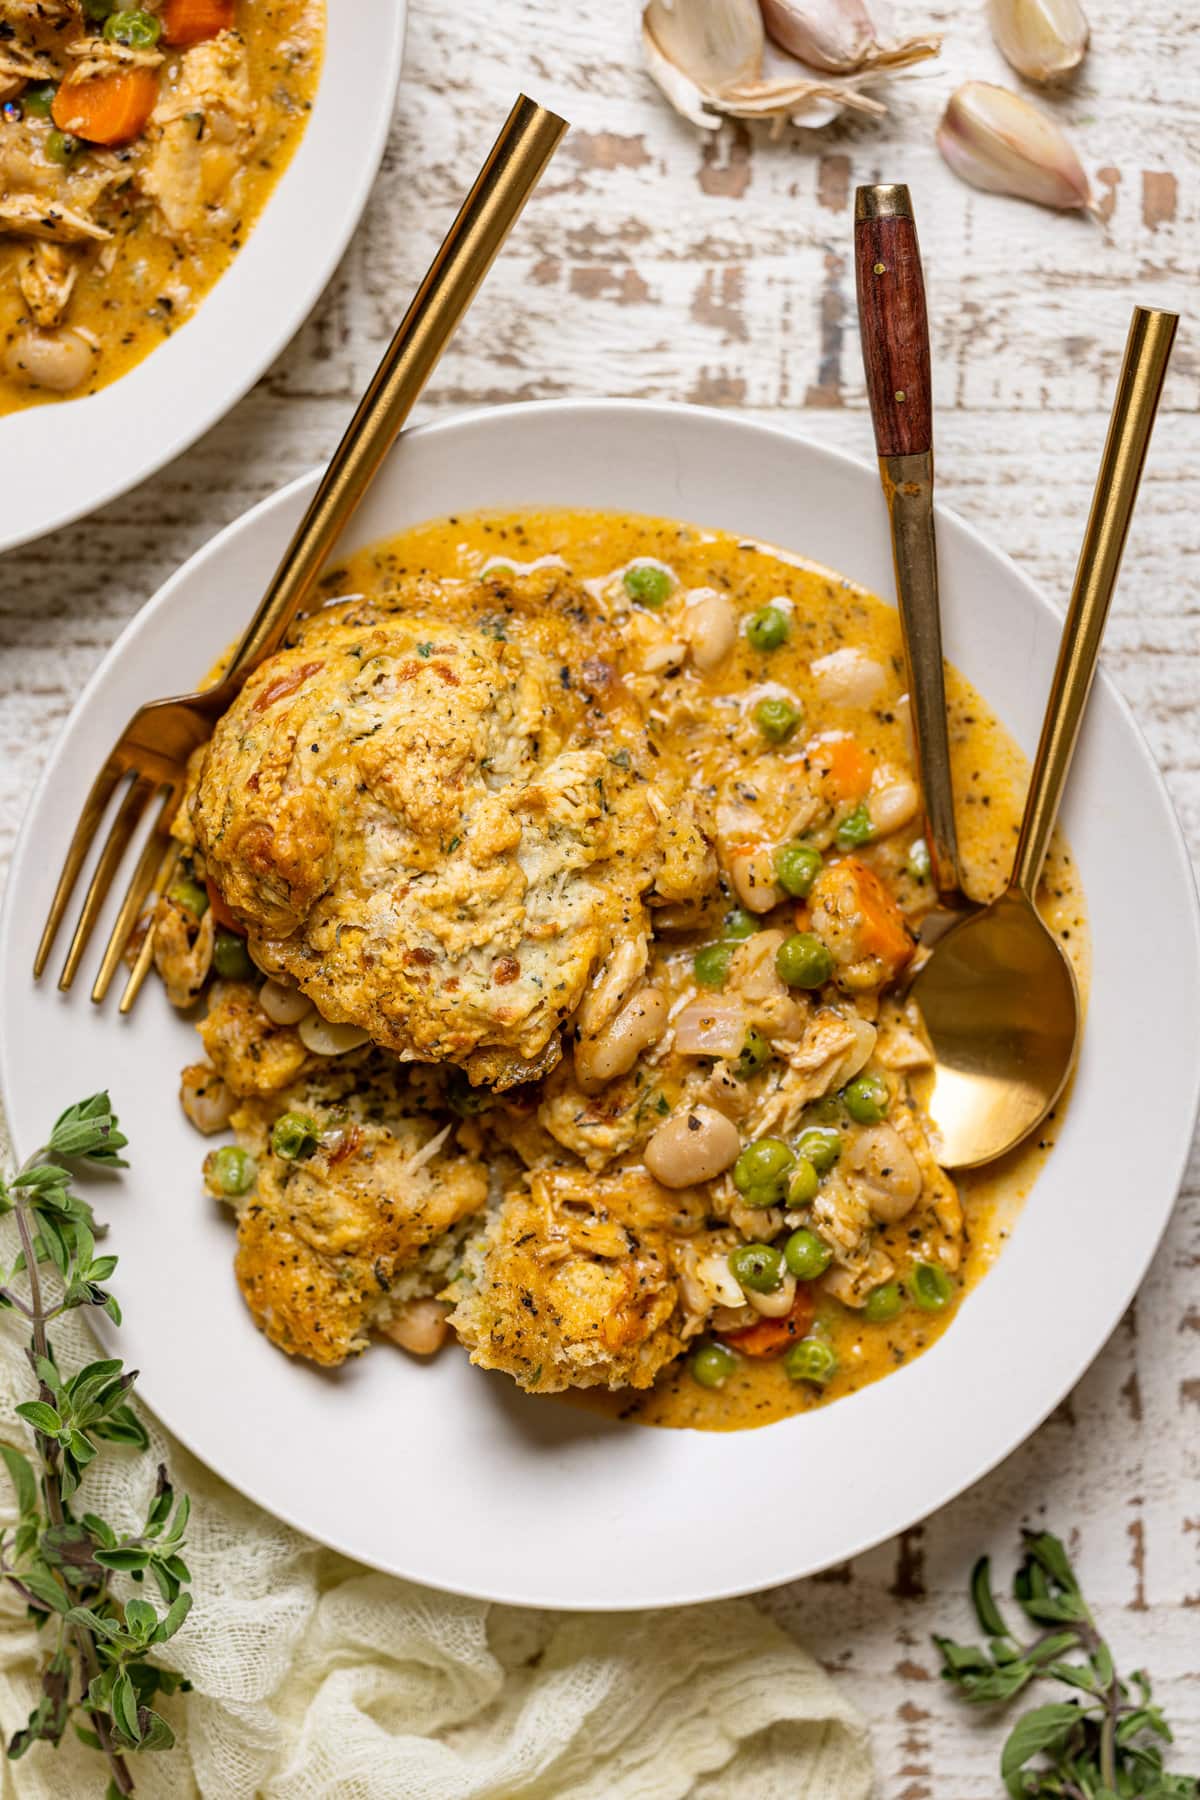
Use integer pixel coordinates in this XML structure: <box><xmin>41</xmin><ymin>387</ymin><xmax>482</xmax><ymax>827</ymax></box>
<box><xmin>674</xmin><ymin>1001</ymin><xmax>749</xmax><ymax>1057</ymax></box>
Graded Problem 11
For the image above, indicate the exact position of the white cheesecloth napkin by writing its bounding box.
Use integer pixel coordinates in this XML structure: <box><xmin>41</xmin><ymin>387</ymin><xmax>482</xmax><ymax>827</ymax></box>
<box><xmin>0</xmin><ymin>1285</ymin><xmax>872</xmax><ymax>1800</ymax></box>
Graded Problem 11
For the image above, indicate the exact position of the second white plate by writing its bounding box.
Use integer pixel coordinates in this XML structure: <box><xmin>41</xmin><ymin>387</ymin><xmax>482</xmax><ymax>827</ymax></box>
<box><xmin>0</xmin><ymin>0</ymin><xmax>406</xmax><ymax>553</ymax></box>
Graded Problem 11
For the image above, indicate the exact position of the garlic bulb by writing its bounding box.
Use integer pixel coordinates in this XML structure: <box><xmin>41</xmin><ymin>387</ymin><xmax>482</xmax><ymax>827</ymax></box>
<box><xmin>936</xmin><ymin>83</ymin><xmax>1093</xmax><ymax>212</ymax></box>
<box><xmin>760</xmin><ymin>0</ymin><xmax>939</xmax><ymax>75</ymax></box>
<box><xmin>987</xmin><ymin>0</ymin><xmax>1088</xmax><ymax>83</ymax></box>
<box><xmin>641</xmin><ymin>0</ymin><xmax>940</xmax><ymax>132</ymax></box>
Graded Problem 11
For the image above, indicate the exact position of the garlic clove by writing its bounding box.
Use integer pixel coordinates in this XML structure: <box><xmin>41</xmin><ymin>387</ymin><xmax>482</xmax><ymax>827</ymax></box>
<box><xmin>760</xmin><ymin>0</ymin><xmax>941</xmax><ymax>76</ymax></box>
<box><xmin>936</xmin><ymin>82</ymin><xmax>1092</xmax><ymax>212</ymax></box>
<box><xmin>643</xmin><ymin>0</ymin><xmax>764</xmax><ymax>93</ymax></box>
<box><xmin>987</xmin><ymin>0</ymin><xmax>1088</xmax><ymax>83</ymax></box>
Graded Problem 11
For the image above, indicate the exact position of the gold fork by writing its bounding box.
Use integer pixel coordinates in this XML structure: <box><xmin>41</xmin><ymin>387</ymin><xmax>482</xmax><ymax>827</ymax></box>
<box><xmin>34</xmin><ymin>94</ymin><xmax>567</xmax><ymax>1013</ymax></box>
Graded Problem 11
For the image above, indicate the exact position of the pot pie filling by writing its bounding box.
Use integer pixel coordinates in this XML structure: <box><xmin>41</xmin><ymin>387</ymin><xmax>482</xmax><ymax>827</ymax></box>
<box><xmin>153</xmin><ymin>508</ymin><xmax>1088</xmax><ymax>1431</ymax></box>
<box><xmin>0</xmin><ymin>0</ymin><xmax>323</xmax><ymax>411</ymax></box>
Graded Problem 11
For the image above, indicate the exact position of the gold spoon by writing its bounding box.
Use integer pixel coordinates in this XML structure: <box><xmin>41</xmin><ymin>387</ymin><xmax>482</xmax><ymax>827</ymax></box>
<box><xmin>911</xmin><ymin>304</ymin><xmax>1178</xmax><ymax>1168</ymax></box>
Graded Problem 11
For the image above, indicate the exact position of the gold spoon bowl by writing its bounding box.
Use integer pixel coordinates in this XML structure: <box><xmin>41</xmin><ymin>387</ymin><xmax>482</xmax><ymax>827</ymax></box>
<box><xmin>913</xmin><ymin>305</ymin><xmax>1178</xmax><ymax>1169</ymax></box>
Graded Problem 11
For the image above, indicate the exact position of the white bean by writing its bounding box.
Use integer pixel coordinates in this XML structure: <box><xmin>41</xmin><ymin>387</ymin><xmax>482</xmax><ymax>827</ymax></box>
<box><xmin>685</xmin><ymin>589</ymin><xmax>738</xmax><ymax>671</ymax></box>
<box><xmin>810</xmin><ymin>647</ymin><xmax>887</xmax><ymax>707</ymax></box>
<box><xmin>297</xmin><ymin>1014</ymin><xmax>372</xmax><ymax>1057</ymax></box>
<box><xmin>729</xmin><ymin>847</ymin><xmax>780</xmax><ymax>914</ymax></box>
<box><xmin>259</xmin><ymin>978</ymin><xmax>314</xmax><ymax>1026</ymax></box>
<box><xmin>4</xmin><ymin>327</ymin><xmax>94</xmax><ymax>392</ymax></box>
<box><xmin>847</xmin><ymin>1123</ymin><xmax>923</xmax><ymax>1222</ymax></box>
<box><xmin>576</xmin><ymin>985</ymin><xmax>667</xmax><ymax>1090</ymax></box>
<box><xmin>383</xmin><ymin>1298</ymin><xmax>450</xmax><ymax>1356</ymax></box>
<box><xmin>869</xmin><ymin>772</ymin><xmax>920</xmax><ymax>836</ymax></box>
<box><xmin>644</xmin><ymin>1104</ymin><xmax>740</xmax><ymax>1188</ymax></box>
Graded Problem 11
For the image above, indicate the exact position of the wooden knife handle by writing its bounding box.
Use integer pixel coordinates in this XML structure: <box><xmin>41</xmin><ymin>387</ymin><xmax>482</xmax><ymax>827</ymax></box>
<box><xmin>854</xmin><ymin>187</ymin><xmax>933</xmax><ymax>460</ymax></box>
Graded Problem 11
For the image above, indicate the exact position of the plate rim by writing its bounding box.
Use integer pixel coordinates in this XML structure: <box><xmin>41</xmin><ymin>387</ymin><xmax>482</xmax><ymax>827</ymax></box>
<box><xmin>0</xmin><ymin>0</ymin><xmax>408</xmax><ymax>555</ymax></box>
<box><xmin>3</xmin><ymin>397</ymin><xmax>1198</xmax><ymax>1610</ymax></box>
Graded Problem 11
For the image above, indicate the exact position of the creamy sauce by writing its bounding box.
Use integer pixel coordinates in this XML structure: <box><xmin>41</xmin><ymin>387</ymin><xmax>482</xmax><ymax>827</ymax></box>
<box><xmin>325</xmin><ymin>508</ymin><xmax>1089</xmax><ymax>1430</ymax></box>
<box><xmin>0</xmin><ymin>0</ymin><xmax>323</xmax><ymax>414</ymax></box>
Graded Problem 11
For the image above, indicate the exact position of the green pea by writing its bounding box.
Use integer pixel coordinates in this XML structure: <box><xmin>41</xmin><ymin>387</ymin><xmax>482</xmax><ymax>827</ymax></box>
<box><xmin>733</xmin><ymin>1137</ymin><xmax>794</xmax><ymax>1200</ymax></box>
<box><xmin>45</xmin><ymin>129</ymin><xmax>80</xmax><ymax>166</ymax></box>
<box><xmin>863</xmin><ymin>1281</ymin><xmax>905</xmax><ymax>1324</ymax></box>
<box><xmin>906</xmin><ymin>837</ymin><xmax>932</xmax><ymax>882</ymax></box>
<box><xmin>835</xmin><ymin>801</ymin><xmax>874</xmax><ymax>850</ymax></box>
<box><xmin>909</xmin><ymin>1261</ymin><xmax>955</xmax><ymax>1312</ymax></box>
<box><xmin>753</xmin><ymin>697</ymin><xmax>801</xmax><ymax>744</ymax></box>
<box><xmin>786</xmin><ymin>1156</ymin><xmax>820</xmax><ymax>1208</ymax></box>
<box><xmin>167</xmin><ymin>876</ymin><xmax>209</xmax><ymax>918</ymax></box>
<box><xmin>693</xmin><ymin>943</ymin><xmax>733</xmax><ymax>989</ymax></box>
<box><xmin>751</xmin><ymin>1183</ymin><xmax>794</xmax><ymax>1210</ymax></box>
<box><xmin>733</xmin><ymin>1027</ymin><xmax>771</xmax><ymax>1082</ymax></box>
<box><xmin>784</xmin><ymin>1338</ymin><xmax>838</xmax><ymax>1386</ymax></box>
<box><xmin>807</xmin><ymin>1094</ymin><xmax>844</xmax><ymax>1125</ymax></box>
<box><xmin>775</xmin><ymin>842</ymin><xmax>822</xmax><ymax>898</ymax></box>
<box><xmin>82</xmin><ymin>0</ymin><xmax>115</xmax><ymax>17</ymax></box>
<box><xmin>213</xmin><ymin>930</ymin><xmax>254</xmax><ymax>981</ymax></box>
<box><xmin>775</xmin><ymin>932</ymin><xmax>834</xmax><ymax>989</ymax></box>
<box><xmin>784</xmin><ymin>1225</ymin><xmax>831</xmax><ymax>1280</ymax></box>
<box><xmin>722</xmin><ymin>906</ymin><xmax>759</xmax><ymax>941</ymax></box>
<box><xmin>623</xmin><ymin>562</ymin><xmax>673</xmax><ymax>608</ymax></box>
<box><xmin>103</xmin><ymin>6</ymin><xmax>161</xmax><ymax>45</ymax></box>
<box><xmin>210</xmin><ymin>1144</ymin><xmax>257</xmax><ymax>1198</ymax></box>
<box><xmin>481</xmin><ymin>558</ymin><xmax>515</xmax><ymax>580</ymax></box>
<box><xmin>729</xmin><ymin>1242</ymin><xmax>785</xmax><ymax>1294</ymax></box>
<box><xmin>842</xmin><ymin>1072</ymin><xmax>889</xmax><ymax>1124</ymax></box>
<box><xmin>796</xmin><ymin>1126</ymin><xmax>842</xmax><ymax>1172</ymax></box>
<box><xmin>691</xmin><ymin>1343</ymin><xmax>738</xmax><ymax>1389</ymax></box>
<box><xmin>23</xmin><ymin>83</ymin><xmax>56</xmax><ymax>118</ymax></box>
<box><xmin>270</xmin><ymin>1111</ymin><xmax>320</xmax><ymax>1162</ymax></box>
<box><xmin>745</xmin><ymin>605</ymin><xmax>790</xmax><ymax>652</ymax></box>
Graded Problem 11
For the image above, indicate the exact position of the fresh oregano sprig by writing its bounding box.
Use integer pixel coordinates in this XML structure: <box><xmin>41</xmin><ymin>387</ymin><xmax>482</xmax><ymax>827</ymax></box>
<box><xmin>936</xmin><ymin>1529</ymin><xmax>1197</xmax><ymax>1798</ymax></box>
<box><xmin>0</xmin><ymin>1094</ymin><xmax>192</xmax><ymax>1796</ymax></box>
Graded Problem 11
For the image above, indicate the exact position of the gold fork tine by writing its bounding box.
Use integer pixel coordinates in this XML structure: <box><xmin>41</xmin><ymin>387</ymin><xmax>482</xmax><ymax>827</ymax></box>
<box><xmin>33</xmin><ymin>756</ymin><xmax>126</xmax><ymax>979</ymax></box>
<box><xmin>118</xmin><ymin>841</ymin><xmax>181</xmax><ymax>1015</ymax></box>
<box><xmin>58</xmin><ymin>775</ymin><xmax>155</xmax><ymax>990</ymax></box>
<box><xmin>90</xmin><ymin>788</ymin><xmax>176</xmax><ymax>1003</ymax></box>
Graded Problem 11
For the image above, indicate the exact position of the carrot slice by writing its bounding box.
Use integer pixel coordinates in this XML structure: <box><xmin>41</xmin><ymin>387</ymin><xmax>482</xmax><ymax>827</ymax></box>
<box><xmin>161</xmin><ymin>0</ymin><xmax>236</xmax><ymax>45</ymax></box>
<box><xmin>205</xmin><ymin>879</ymin><xmax>243</xmax><ymax>934</ymax></box>
<box><xmin>824</xmin><ymin>736</ymin><xmax>873</xmax><ymax>803</ymax></box>
<box><xmin>839</xmin><ymin>856</ymin><xmax>914</xmax><ymax>968</ymax></box>
<box><xmin>719</xmin><ymin>1286</ymin><xmax>816</xmax><ymax>1358</ymax></box>
<box><xmin>52</xmin><ymin>67</ymin><xmax>159</xmax><ymax>146</ymax></box>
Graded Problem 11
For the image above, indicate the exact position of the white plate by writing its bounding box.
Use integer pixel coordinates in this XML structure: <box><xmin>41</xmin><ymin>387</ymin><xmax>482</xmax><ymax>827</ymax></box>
<box><xmin>0</xmin><ymin>1</ymin><xmax>406</xmax><ymax>554</ymax></box>
<box><xmin>2</xmin><ymin>401</ymin><xmax>1197</xmax><ymax>1610</ymax></box>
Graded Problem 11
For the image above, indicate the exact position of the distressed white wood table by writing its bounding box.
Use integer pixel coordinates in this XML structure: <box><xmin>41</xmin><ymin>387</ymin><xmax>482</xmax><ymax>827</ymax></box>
<box><xmin>1</xmin><ymin>0</ymin><xmax>1197</xmax><ymax>1789</ymax></box>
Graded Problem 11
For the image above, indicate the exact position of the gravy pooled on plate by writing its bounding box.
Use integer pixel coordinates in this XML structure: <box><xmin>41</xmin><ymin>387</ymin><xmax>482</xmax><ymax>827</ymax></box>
<box><xmin>154</xmin><ymin>510</ymin><xmax>1087</xmax><ymax>1429</ymax></box>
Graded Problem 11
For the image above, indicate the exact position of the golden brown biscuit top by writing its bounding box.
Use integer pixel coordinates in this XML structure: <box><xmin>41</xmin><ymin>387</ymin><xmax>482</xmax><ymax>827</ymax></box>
<box><xmin>191</xmin><ymin>572</ymin><xmax>711</xmax><ymax>1082</ymax></box>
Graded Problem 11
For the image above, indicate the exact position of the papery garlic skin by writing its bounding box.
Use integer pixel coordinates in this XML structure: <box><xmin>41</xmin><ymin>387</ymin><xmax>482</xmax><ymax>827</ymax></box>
<box><xmin>937</xmin><ymin>82</ymin><xmax>1092</xmax><ymax>212</ymax></box>
<box><xmin>760</xmin><ymin>0</ymin><xmax>935</xmax><ymax>74</ymax></box>
<box><xmin>987</xmin><ymin>0</ymin><xmax>1089</xmax><ymax>83</ymax></box>
<box><xmin>643</xmin><ymin>0</ymin><xmax>764</xmax><ymax>91</ymax></box>
<box><xmin>640</xmin><ymin>0</ymin><xmax>940</xmax><ymax>134</ymax></box>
